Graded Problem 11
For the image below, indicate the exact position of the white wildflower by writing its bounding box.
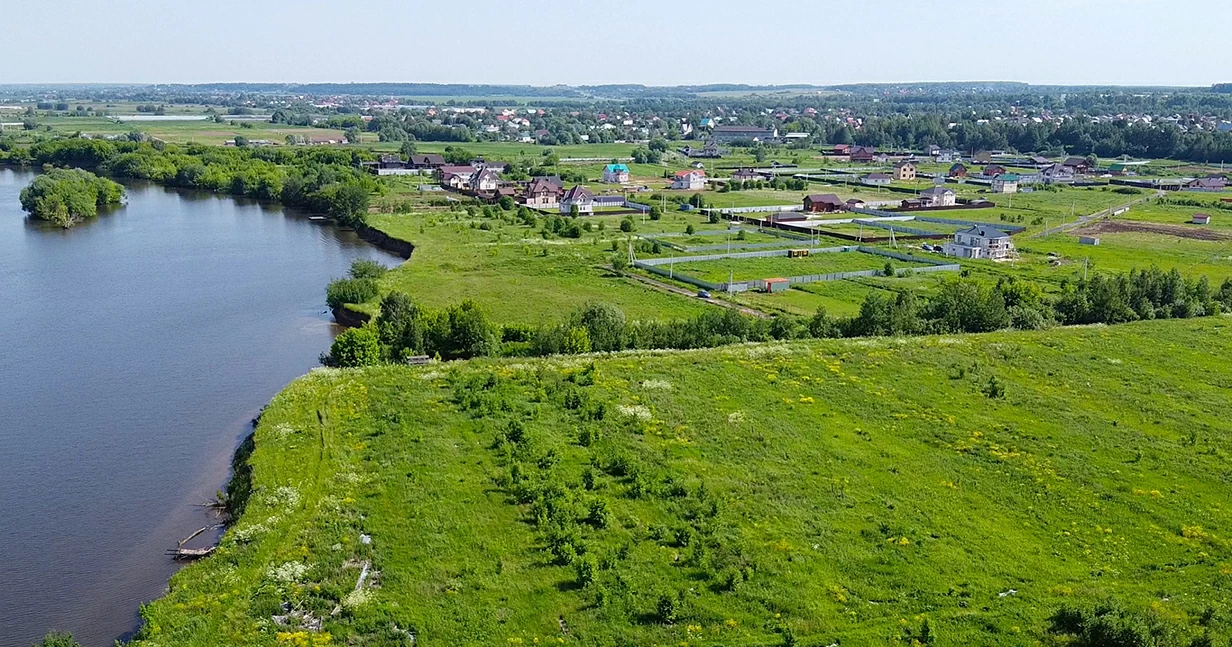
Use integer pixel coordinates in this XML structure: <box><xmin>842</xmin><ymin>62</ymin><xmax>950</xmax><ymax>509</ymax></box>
<box><xmin>267</xmin><ymin>561</ymin><xmax>310</xmax><ymax>583</ymax></box>
<box><xmin>727</xmin><ymin>411</ymin><xmax>745</xmax><ymax>425</ymax></box>
<box><xmin>641</xmin><ymin>379</ymin><xmax>672</xmax><ymax>391</ymax></box>
<box><xmin>616</xmin><ymin>404</ymin><xmax>652</xmax><ymax>420</ymax></box>
<box><xmin>268</xmin><ymin>423</ymin><xmax>295</xmax><ymax>439</ymax></box>
<box><xmin>343</xmin><ymin>589</ymin><xmax>373</xmax><ymax>608</ymax></box>
<box><xmin>231</xmin><ymin>524</ymin><xmax>268</xmax><ymax>544</ymax></box>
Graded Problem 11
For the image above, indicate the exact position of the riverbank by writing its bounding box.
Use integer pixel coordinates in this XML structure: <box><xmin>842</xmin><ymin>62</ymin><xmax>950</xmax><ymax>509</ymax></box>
<box><xmin>0</xmin><ymin>167</ymin><xmax>407</xmax><ymax>647</ymax></box>
<box><xmin>125</xmin><ymin>317</ymin><xmax>1232</xmax><ymax>646</ymax></box>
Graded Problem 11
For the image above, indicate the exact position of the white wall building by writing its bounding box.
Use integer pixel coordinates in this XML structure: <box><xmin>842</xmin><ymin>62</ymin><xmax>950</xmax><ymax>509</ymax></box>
<box><xmin>943</xmin><ymin>225</ymin><xmax>1016</xmax><ymax>260</ymax></box>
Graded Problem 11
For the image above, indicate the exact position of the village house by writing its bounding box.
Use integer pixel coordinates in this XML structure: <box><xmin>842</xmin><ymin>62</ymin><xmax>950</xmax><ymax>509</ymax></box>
<box><xmin>949</xmin><ymin>162</ymin><xmax>969</xmax><ymax>178</ymax></box>
<box><xmin>894</xmin><ymin>161</ymin><xmax>917</xmax><ymax>181</ymax></box>
<box><xmin>1040</xmin><ymin>163</ymin><xmax>1075</xmax><ymax>183</ymax></box>
<box><xmin>849</xmin><ymin>146</ymin><xmax>876</xmax><ymax>163</ymax></box>
<box><xmin>472</xmin><ymin>168</ymin><xmax>501</xmax><ymax>193</ymax></box>
<box><xmin>943</xmin><ymin>225</ymin><xmax>1016</xmax><ymax>260</ymax></box>
<box><xmin>991</xmin><ymin>174</ymin><xmax>1021</xmax><ymax>194</ymax></box>
<box><xmin>671</xmin><ymin>169</ymin><xmax>706</xmax><ymax>190</ymax></box>
<box><xmin>844</xmin><ymin>198</ymin><xmax>867</xmax><ymax>210</ymax></box>
<box><xmin>731</xmin><ymin>168</ymin><xmax>765</xmax><ymax>182</ymax></box>
<box><xmin>524</xmin><ymin>177</ymin><xmax>565</xmax><ymax>209</ymax></box>
<box><xmin>680</xmin><ymin>142</ymin><xmax>723</xmax><ymax>158</ymax></box>
<box><xmin>861</xmin><ymin>172</ymin><xmax>892</xmax><ymax>186</ymax></box>
<box><xmin>918</xmin><ymin>186</ymin><xmax>957</xmax><ymax>207</ymax></box>
<box><xmin>936</xmin><ymin>149</ymin><xmax>960</xmax><ymax>163</ymax></box>
<box><xmin>832</xmin><ymin>144</ymin><xmax>852</xmax><ymax>156</ymax></box>
<box><xmin>409</xmin><ymin>154</ymin><xmax>447</xmax><ymax>169</ymax></box>
<box><xmin>803</xmin><ymin>193</ymin><xmax>843</xmax><ymax>213</ymax></box>
<box><xmin>923</xmin><ymin>145</ymin><xmax>941</xmax><ymax>157</ymax></box>
<box><xmin>438</xmin><ymin>165</ymin><xmax>478</xmax><ymax>189</ymax></box>
<box><xmin>983</xmin><ymin>165</ymin><xmax>1008</xmax><ymax>178</ymax></box>
<box><xmin>1062</xmin><ymin>157</ymin><xmax>1093</xmax><ymax>174</ymax></box>
<box><xmin>560</xmin><ymin>185</ymin><xmax>595</xmax><ymax>215</ymax></box>
<box><xmin>1187</xmin><ymin>176</ymin><xmax>1227</xmax><ymax>191</ymax></box>
<box><xmin>973</xmin><ymin>151</ymin><xmax>993</xmax><ymax>164</ymax></box>
<box><xmin>602</xmin><ymin>163</ymin><xmax>630</xmax><ymax>184</ymax></box>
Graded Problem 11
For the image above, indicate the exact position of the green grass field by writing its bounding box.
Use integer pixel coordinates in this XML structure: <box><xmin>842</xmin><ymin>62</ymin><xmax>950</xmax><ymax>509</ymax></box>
<box><xmin>130</xmin><ymin>317</ymin><xmax>1232</xmax><ymax>646</ymax></box>
<box><xmin>664</xmin><ymin>250</ymin><xmax>929</xmax><ymax>284</ymax></box>
<box><xmin>363</xmin><ymin>211</ymin><xmax>712</xmax><ymax>324</ymax></box>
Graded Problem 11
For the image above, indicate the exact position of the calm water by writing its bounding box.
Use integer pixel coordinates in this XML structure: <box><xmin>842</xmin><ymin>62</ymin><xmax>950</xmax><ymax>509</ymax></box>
<box><xmin>0</xmin><ymin>168</ymin><xmax>401</xmax><ymax>647</ymax></box>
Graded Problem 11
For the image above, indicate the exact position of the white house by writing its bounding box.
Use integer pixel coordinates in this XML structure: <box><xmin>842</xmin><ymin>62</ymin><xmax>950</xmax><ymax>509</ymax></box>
<box><xmin>560</xmin><ymin>185</ymin><xmax>595</xmax><ymax>215</ymax></box>
<box><xmin>943</xmin><ymin>225</ymin><xmax>1016</xmax><ymax>260</ymax></box>
<box><xmin>991</xmin><ymin>174</ymin><xmax>1020</xmax><ymax>194</ymax></box>
<box><xmin>472</xmin><ymin>168</ymin><xmax>501</xmax><ymax>193</ymax></box>
<box><xmin>671</xmin><ymin>169</ymin><xmax>706</xmax><ymax>190</ymax></box>
<box><xmin>861</xmin><ymin>173</ymin><xmax>892</xmax><ymax>186</ymax></box>
<box><xmin>919</xmin><ymin>186</ymin><xmax>957</xmax><ymax>207</ymax></box>
<box><xmin>602</xmin><ymin>163</ymin><xmax>630</xmax><ymax>184</ymax></box>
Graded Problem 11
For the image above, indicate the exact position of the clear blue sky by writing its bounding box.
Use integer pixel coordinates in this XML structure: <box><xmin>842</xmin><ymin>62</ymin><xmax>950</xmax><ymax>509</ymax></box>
<box><xmin>7</xmin><ymin>0</ymin><xmax>1229</xmax><ymax>87</ymax></box>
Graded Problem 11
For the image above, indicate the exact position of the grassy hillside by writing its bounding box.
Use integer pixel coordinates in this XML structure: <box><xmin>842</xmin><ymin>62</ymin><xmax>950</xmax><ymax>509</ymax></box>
<box><xmin>133</xmin><ymin>318</ymin><xmax>1232</xmax><ymax>646</ymax></box>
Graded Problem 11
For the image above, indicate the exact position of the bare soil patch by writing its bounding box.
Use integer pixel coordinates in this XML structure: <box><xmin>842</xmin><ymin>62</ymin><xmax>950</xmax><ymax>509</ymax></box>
<box><xmin>1075</xmin><ymin>219</ymin><xmax>1231</xmax><ymax>241</ymax></box>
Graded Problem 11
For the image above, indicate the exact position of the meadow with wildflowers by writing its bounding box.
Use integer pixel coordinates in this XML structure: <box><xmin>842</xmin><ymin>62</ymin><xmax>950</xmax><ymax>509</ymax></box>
<box><xmin>132</xmin><ymin>317</ymin><xmax>1232</xmax><ymax>646</ymax></box>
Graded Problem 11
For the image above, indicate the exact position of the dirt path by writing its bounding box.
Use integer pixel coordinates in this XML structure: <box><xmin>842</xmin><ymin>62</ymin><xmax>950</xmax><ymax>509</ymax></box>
<box><xmin>1074</xmin><ymin>219</ymin><xmax>1232</xmax><ymax>241</ymax></box>
<box><xmin>617</xmin><ymin>269</ymin><xmax>772</xmax><ymax>318</ymax></box>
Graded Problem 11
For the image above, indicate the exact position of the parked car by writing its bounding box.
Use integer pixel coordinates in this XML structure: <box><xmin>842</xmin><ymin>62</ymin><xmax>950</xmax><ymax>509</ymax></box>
<box><xmin>697</xmin><ymin>290</ymin><xmax>712</xmax><ymax>299</ymax></box>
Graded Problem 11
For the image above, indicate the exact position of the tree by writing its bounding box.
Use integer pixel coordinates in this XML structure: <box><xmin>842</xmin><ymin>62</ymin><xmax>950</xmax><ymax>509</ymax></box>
<box><xmin>19</xmin><ymin>168</ymin><xmax>125</xmax><ymax>228</ymax></box>
<box><xmin>399</xmin><ymin>139</ymin><xmax>418</xmax><ymax>157</ymax></box>
<box><xmin>620</xmin><ymin>217</ymin><xmax>635</xmax><ymax>232</ymax></box>
<box><xmin>327</xmin><ymin>326</ymin><xmax>382</xmax><ymax>367</ymax></box>
<box><xmin>376</xmin><ymin>291</ymin><xmax>423</xmax><ymax>358</ymax></box>
<box><xmin>577</xmin><ymin>302</ymin><xmax>627</xmax><ymax>352</ymax></box>
<box><xmin>233</xmin><ymin>135</ymin><xmax>249</xmax><ymax>148</ymax></box>
<box><xmin>344</xmin><ymin>127</ymin><xmax>362</xmax><ymax>144</ymax></box>
<box><xmin>35</xmin><ymin>633</ymin><xmax>81</xmax><ymax>647</ymax></box>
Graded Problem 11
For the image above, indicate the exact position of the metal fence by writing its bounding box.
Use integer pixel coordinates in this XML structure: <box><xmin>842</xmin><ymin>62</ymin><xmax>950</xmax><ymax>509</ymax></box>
<box><xmin>632</xmin><ymin>245</ymin><xmax>959</xmax><ymax>294</ymax></box>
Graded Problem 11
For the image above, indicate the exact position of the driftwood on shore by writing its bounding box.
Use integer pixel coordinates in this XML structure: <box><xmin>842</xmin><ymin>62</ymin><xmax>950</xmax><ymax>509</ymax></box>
<box><xmin>166</xmin><ymin>524</ymin><xmax>222</xmax><ymax>560</ymax></box>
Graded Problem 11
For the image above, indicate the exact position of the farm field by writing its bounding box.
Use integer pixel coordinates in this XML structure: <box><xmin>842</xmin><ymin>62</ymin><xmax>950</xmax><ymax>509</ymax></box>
<box><xmin>32</xmin><ymin>114</ymin><xmax>348</xmax><ymax>145</ymax></box>
<box><xmin>130</xmin><ymin>317</ymin><xmax>1232</xmax><ymax>647</ymax></box>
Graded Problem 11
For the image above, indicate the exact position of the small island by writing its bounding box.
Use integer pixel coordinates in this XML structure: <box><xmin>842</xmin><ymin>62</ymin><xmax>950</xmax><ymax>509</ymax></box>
<box><xmin>19</xmin><ymin>168</ymin><xmax>125</xmax><ymax>228</ymax></box>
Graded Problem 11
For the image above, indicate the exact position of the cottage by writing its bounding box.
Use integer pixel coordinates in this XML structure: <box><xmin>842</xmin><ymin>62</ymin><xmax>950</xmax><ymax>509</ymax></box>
<box><xmin>602</xmin><ymin>163</ymin><xmax>630</xmax><ymax>184</ymax></box>
<box><xmin>832</xmin><ymin>144</ymin><xmax>852</xmax><ymax>156</ymax></box>
<box><xmin>1193</xmin><ymin>213</ymin><xmax>1212</xmax><ymax>225</ymax></box>
<box><xmin>894</xmin><ymin>161</ymin><xmax>917</xmax><ymax>181</ymax></box>
<box><xmin>524</xmin><ymin>177</ymin><xmax>565</xmax><ymax>208</ymax></box>
<box><xmin>924</xmin><ymin>145</ymin><xmax>941</xmax><ymax>157</ymax></box>
<box><xmin>948</xmin><ymin>162</ymin><xmax>969</xmax><ymax>178</ymax></box>
<box><xmin>844</xmin><ymin>198</ymin><xmax>867</xmax><ymax>210</ymax></box>
<box><xmin>803</xmin><ymin>193</ymin><xmax>843</xmax><ymax>213</ymax></box>
<box><xmin>560</xmin><ymin>185</ymin><xmax>595</xmax><ymax>215</ymax></box>
<box><xmin>983</xmin><ymin>165</ymin><xmax>1008</xmax><ymax>178</ymax></box>
<box><xmin>991</xmin><ymin>174</ymin><xmax>1020</xmax><ymax>194</ymax></box>
<box><xmin>943</xmin><ymin>225</ymin><xmax>1016</xmax><ymax>260</ymax></box>
<box><xmin>671</xmin><ymin>169</ymin><xmax>707</xmax><ymax>190</ymax></box>
<box><xmin>972</xmin><ymin>151</ymin><xmax>993</xmax><ymax>164</ymax></box>
<box><xmin>1029</xmin><ymin>156</ymin><xmax>1052</xmax><ymax>167</ymax></box>
<box><xmin>861</xmin><ymin>172</ymin><xmax>892</xmax><ymax>186</ymax></box>
<box><xmin>1040</xmin><ymin>163</ymin><xmax>1075</xmax><ymax>183</ymax></box>
<box><xmin>918</xmin><ymin>186</ymin><xmax>957</xmax><ymax>207</ymax></box>
<box><xmin>849</xmin><ymin>146</ymin><xmax>876</xmax><ymax>163</ymax></box>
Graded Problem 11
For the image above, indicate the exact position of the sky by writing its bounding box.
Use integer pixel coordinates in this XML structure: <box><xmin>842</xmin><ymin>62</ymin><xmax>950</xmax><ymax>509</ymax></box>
<box><xmin>5</xmin><ymin>0</ymin><xmax>1230</xmax><ymax>87</ymax></box>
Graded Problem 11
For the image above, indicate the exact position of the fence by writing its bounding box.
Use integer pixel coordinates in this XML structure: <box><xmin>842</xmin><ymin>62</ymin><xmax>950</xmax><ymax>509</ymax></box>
<box><xmin>851</xmin><ymin>219</ymin><xmax>948</xmax><ymax>238</ymax></box>
<box><xmin>912</xmin><ymin>215</ymin><xmax>1027</xmax><ymax>234</ymax></box>
<box><xmin>632</xmin><ymin>245</ymin><xmax>958</xmax><ymax>294</ymax></box>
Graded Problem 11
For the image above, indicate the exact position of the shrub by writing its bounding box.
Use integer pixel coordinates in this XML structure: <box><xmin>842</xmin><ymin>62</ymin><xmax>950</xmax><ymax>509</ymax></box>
<box><xmin>326</xmin><ymin>277</ymin><xmax>379</xmax><ymax>309</ymax></box>
<box><xmin>619</xmin><ymin>217</ymin><xmax>635</xmax><ymax>232</ymax></box>
<box><xmin>349</xmin><ymin>258</ymin><xmax>388</xmax><ymax>279</ymax></box>
<box><xmin>326</xmin><ymin>325</ymin><xmax>382</xmax><ymax>367</ymax></box>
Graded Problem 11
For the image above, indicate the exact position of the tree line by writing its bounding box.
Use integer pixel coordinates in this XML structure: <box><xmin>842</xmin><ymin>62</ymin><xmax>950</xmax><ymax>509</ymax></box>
<box><xmin>2</xmin><ymin>137</ymin><xmax>379</xmax><ymax>227</ymax></box>
<box><xmin>323</xmin><ymin>267</ymin><xmax>1232</xmax><ymax>368</ymax></box>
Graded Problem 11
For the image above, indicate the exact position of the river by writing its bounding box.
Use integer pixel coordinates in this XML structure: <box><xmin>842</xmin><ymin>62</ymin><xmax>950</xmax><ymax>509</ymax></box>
<box><xmin>0</xmin><ymin>168</ymin><xmax>402</xmax><ymax>647</ymax></box>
